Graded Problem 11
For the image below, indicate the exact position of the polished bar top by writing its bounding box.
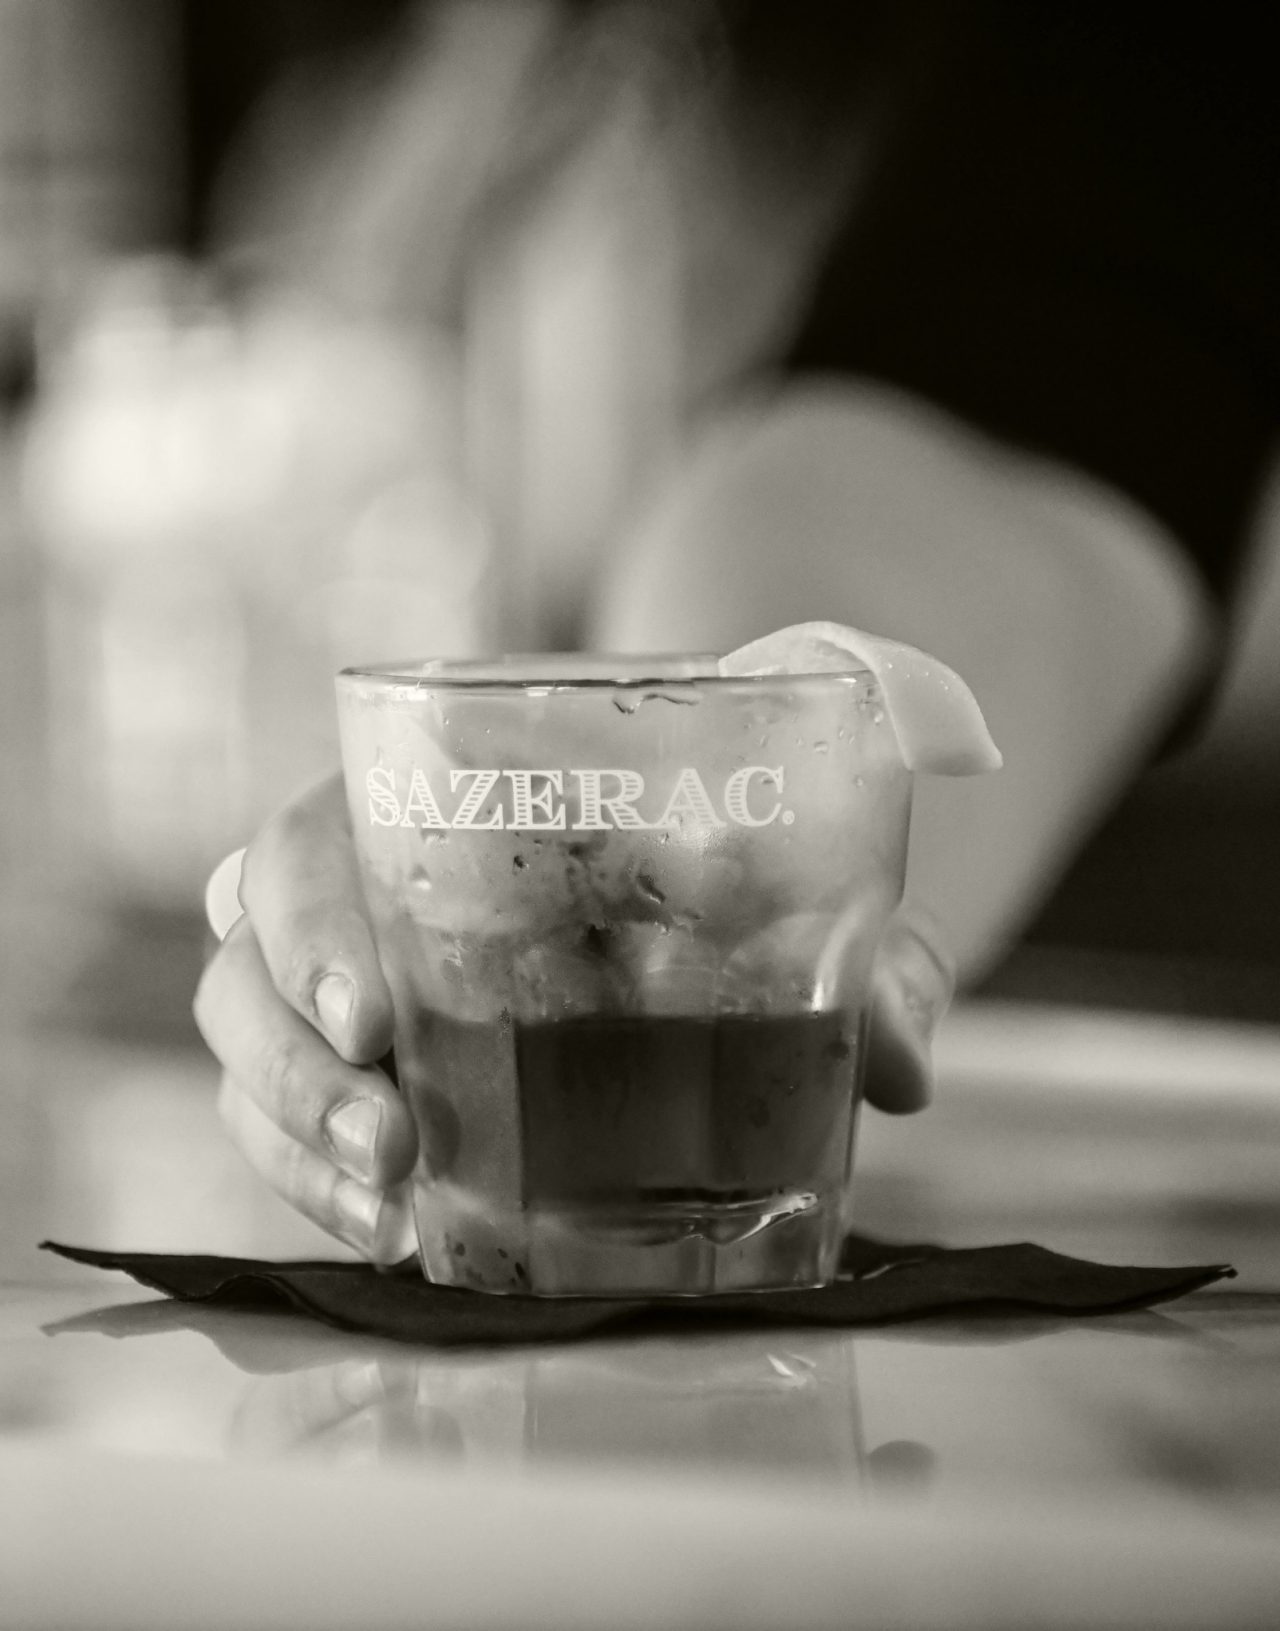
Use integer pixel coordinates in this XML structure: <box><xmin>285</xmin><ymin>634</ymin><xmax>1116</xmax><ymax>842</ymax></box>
<box><xmin>2</xmin><ymin>1000</ymin><xmax>1279</xmax><ymax>1628</ymax></box>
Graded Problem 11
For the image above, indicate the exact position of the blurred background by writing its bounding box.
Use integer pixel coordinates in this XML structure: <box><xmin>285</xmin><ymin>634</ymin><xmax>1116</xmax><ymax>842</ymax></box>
<box><xmin>1</xmin><ymin>0</ymin><xmax>1278</xmax><ymax>1061</ymax></box>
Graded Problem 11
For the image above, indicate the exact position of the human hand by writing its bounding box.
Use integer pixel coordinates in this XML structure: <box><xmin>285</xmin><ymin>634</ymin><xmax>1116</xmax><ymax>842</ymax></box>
<box><xmin>194</xmin><ymin>774</ymin><xmax>418</xmax><ymax>1265</ymax></box>
<box><xmin>195</xmin><ymin>774</ymin><xmax>946</xmax><ymax>1262</ymax></box>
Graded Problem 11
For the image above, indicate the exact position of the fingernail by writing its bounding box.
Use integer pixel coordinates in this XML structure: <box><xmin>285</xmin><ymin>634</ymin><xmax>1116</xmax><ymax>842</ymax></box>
<box><xmin>325</xmin><ymin>1098</ymin><xmax>382</xmax><ymax>1182</ymax></box>
<box><xmin>334</xmin><ymin>1177</ymin><xmax>384</xmax><ymax>1252</ymax></box>
<box><xmin>370</xmin><ymin>1187</ymin><xmax>419</xmax><ymax>1268</ymax></box>
<box><xmin>889</xmin><ymin>936</ymin><xmax>952</xmax><ymax>1047</ymax></box>
<box><xmin>893</xmin><ymin>973</ymin><xmax>944</xmax><ymax>1048</ymax></box>
<box><xmin>315</xmin><ymin>973</ymin><xmax>355</xmax><ymax>1049</ymax></box>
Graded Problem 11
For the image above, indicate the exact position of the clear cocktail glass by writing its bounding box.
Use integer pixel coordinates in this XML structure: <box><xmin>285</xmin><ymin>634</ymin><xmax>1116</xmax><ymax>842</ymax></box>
<box><xmin>336</xmin><ymin>652</ymin><xmax>913</xmax><ymax>1296</ymax></box>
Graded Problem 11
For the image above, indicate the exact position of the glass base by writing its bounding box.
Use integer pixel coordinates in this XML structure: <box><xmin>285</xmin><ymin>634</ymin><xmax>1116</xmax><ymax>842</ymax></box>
<box><xmin>414</xmin><ymin>1182</ymin><xmax>845</xmax><ymax>1296</ymax></box>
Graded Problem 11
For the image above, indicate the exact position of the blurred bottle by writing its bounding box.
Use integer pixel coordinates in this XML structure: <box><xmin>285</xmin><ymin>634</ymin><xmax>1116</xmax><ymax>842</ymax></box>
<box><xmin>21</xmin><ymin>264</ymin><xmax>249</xmax><ymax>1037</ymax></box>
<box><xmin>30</xmin><ymin>267</ymin><xmax>249</xmax><ymax>887</ymax></box>
<box><xmin>22</xmin><ymin>256</ymin><xmax>494</xmax><ymax>1038</ymax></box>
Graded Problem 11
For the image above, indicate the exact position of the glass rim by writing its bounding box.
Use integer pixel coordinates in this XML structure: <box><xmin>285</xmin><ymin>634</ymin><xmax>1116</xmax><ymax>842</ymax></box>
<box><xmin>336</xmin><ymin>652</ymin><xmax>875</xmax><ymax>694</ymax></box>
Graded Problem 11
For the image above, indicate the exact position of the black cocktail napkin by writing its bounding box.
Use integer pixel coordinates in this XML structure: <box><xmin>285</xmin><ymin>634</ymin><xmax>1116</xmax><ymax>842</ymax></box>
<box><xmin>41</xmin><ymin>1236</ymin><xmax>1233</xmax><ymax>1347</ymax></box>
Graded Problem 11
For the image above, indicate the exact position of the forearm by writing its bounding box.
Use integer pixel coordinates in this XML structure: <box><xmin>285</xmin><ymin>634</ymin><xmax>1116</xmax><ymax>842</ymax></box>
<box><xmin>589</xmin><ymin>383</ymin><xmax>1212</xmax><ymax>983</ymax></box>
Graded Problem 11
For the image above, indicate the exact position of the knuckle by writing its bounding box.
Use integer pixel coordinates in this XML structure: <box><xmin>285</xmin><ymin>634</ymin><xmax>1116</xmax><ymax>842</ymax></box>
<box><xmin>278</xmin><ymin>936</ymin><xmax>333</xmax><ymax>1013</ymax></box>
<box><xmin>238</xmin><ymin>797</ymin><xmax>313</xmax><ymax>914</ymax></box>
<box><xmin>276</xmin><ymin>908</ymin><xmax>382</xmax><ymax>1042</ymax></box>
<box><xmin>255</xmin><ymin>1034</ymin><xmax>347</xmax><ymax>1157</ymax></box>
<box><xmin>256</xmin><ymin>1033</ymin><xmax>312</xmax><ymax>1129</ymax></box>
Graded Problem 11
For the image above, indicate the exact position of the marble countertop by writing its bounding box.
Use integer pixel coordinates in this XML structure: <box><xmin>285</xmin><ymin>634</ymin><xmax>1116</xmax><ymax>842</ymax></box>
<box><xmin>3</xmin><ymin>1000</ymin><xmax>1279</xmax><ymax>1628</ymax></box>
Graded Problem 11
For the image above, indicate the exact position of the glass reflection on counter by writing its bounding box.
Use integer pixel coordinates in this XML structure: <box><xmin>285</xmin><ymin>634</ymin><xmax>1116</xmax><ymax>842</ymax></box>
<box><xmin>227</xmin><ymin>1331</ymin><xmax>874</xmax><ymax>1486</ymax></box>
<box><xmin>44</xmin><ymin>1271</ymin><xmax>1280</xmax><ymax>1506</ymax></box>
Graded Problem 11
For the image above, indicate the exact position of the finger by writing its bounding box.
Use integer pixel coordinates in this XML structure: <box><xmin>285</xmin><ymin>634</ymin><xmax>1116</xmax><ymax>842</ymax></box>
<box><xmin>255</xmin><ymin>1358</ymin><xmax>421</xmax><ymax>1460</ymax></box>
<box><xmin>229</xmin><ymin>1361</ymin><xmax>401</xmax><ymax>1460</ymax></box>
<box><xmin>218</xmin><ymin>1075</ymin><xmax>417</xmax><ymax>1265</ymax></box>
<box><xmin>238</xmin><ymin>772</ymin><xmax>393</xmax><ymax>1065</ymax></box>
<box><xmin>863</xmin><ymin>908</ymin><xmax>955</xmax><ymax>1115</ymax></box>
<box><xmin>228</xmin><ymin>1371</ymin><xmax>353</xmax><ymax>1461</ymax></box>
<box><xmin>195</xmin><ymin>917</ymin><xmax>417</xmax><ymax>1188</ymax></box>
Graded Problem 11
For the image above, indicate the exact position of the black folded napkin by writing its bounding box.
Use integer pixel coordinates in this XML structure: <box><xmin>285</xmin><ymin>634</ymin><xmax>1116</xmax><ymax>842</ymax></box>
<box><xmin>42</xmin><ymin>1236</ymin><xmax>1233</xmax><ymax>1347</ymax></box>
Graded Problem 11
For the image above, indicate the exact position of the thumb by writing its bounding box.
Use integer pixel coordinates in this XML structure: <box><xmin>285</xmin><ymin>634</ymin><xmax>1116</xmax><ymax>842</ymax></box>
<box><xmin>863</xmin><ymin>906</ymin><xmax>955</xmax><ymax>1115</ymax></box>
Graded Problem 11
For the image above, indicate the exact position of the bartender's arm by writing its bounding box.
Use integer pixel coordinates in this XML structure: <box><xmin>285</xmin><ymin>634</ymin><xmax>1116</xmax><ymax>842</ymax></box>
<box><xmin>591</xmin><ymin>381</ymin><xmax>1212</xmax><ymax>986</ymax></box>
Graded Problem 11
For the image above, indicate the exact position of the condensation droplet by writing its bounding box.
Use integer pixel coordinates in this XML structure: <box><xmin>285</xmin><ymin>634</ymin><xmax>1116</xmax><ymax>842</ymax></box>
<box><xmin>635</xmin><ymin>870</ymin><xmax>667</xmax><ymax>907</ymax></box>
<box><xmin>814</xmin><ymin>740</ymin><xmax>829</xmax><ymax>755</ymax></box>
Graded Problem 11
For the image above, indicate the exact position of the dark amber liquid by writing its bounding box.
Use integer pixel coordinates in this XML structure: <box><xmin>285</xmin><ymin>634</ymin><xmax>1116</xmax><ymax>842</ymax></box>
<box><xmin>516</xmin><ymin>1011</ymin><xmax>855</xmax><ymax>1213</ymax></box>
<box><xmin>411</xmin><ymin>1009</ymin><xmax>856</xmax><ymax>1217</ymax></box>
<box><xmin>406</xmin><ymin>1008</ymin><xmax>861</xmax><ymax>1291</ymax></box>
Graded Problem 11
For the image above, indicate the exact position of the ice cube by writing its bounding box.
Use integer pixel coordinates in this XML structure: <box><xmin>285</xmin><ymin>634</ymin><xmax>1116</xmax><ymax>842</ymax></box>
<box><xmin>615</xmin><ymin>922</ymin><xmax>724</xmax><ymax>1017</ymax></box>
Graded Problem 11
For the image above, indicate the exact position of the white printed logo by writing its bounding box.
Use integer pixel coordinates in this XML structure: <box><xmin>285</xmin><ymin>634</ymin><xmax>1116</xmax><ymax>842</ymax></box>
<box><xmin>366</xmin><ymin>764</ymin><xmax>786</xmax><ymax>832</ymax></box>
